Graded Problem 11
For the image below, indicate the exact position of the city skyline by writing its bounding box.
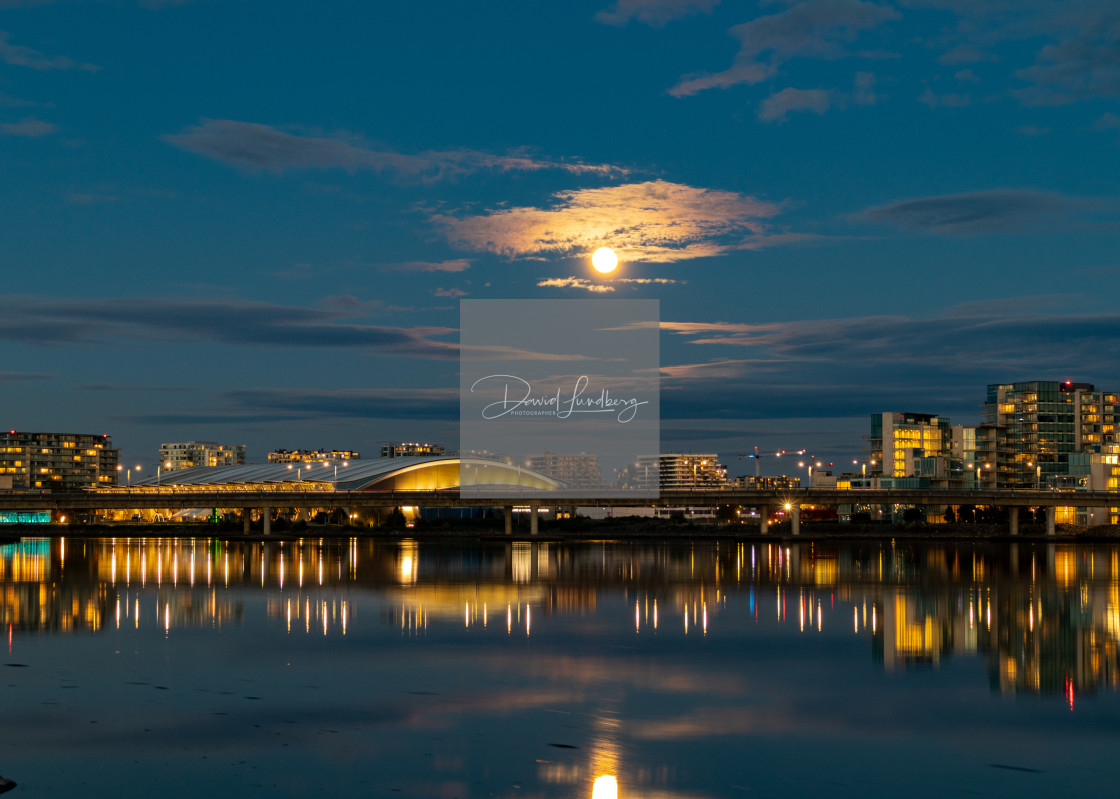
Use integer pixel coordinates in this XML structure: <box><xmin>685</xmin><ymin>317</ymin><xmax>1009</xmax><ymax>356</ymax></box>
<box><xmin>3</xmin><ymin>0</ymin><xmax>1119</xmax><ymax>470</ymax></box>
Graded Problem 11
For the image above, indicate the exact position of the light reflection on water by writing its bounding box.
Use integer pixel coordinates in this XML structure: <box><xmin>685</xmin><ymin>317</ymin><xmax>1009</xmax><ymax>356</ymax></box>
<box><xmin>0</xmin><ymin>536</ymin><xmax>1119</xmax><ymax>797</ymax></box>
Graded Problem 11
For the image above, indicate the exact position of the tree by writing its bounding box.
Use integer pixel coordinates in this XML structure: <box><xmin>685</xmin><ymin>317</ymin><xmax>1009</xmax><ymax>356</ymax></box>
<box><xmin>943</xmin><ymin>506</ymin><xmax>956</xmax><ymax>524</ymax></box>
<box><xmin>902</xmin><ymin>506</ymin><xmax>923</xmax><ymax>525</ymax></box>
<box><xmin>385</xmin><ymin>506</ymin><xmax>407</xmax><ymax>530</ymax></box>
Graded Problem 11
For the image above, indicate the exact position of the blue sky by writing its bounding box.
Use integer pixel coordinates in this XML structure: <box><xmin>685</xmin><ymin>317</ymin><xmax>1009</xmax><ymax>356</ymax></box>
<box><xmin>2</xmin><ymin>0</ymin><xmax>1119</xmax><ymax>474</ymax></box>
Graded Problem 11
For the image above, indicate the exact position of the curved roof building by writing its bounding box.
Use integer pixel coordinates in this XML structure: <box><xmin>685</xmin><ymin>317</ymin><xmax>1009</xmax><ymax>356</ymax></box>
<box><xmin>135</xmin><ymin>456</ymin><xmax>563</xmax><ymax>493</ymax></box>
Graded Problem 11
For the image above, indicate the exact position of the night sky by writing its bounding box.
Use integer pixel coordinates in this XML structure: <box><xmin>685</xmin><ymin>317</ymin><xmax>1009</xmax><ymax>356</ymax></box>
<box><xmin>2</xmin><ymin>0</ymin><xmax>1118</xmax><ymax>475</ymax></box>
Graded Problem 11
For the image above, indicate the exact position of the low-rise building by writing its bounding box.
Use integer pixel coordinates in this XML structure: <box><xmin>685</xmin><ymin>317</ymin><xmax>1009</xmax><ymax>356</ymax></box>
<box><xmin>381</xmin><ymin>442</ymin><xmax>444</xmax><ymax>458</ymax></box>
<box><xmin>268</xmin><ymin>449</ymin><xmax>360</xmax><ymax>463</ymax></box>
<box><xmin>733</xmin><ymin>475</ymin><xmax>801</xmax><ymax>490</ymax></box>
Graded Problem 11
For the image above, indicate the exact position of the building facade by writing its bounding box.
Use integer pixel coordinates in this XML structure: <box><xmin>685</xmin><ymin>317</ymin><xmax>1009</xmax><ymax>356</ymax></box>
<box><xmin>160</xmin><ymin>441</ymin><xmax>246</xmax><ymax>470</ymax></box>
<box><xmin>527</xmin><ymin>452</ymin><xmax>603</xmax><ymax>490</ymax></box>
<box><xmin>868</xmin><ymin>412</ymin><xmax>953</xmax><ymax>480</ymax></box>
<box><xmin>380</xmin><ymin>442</ymin><xmax>445</xmax><ymax>458</ymax></box>
<box><xmin>981</xmin><ymin>381</ymin><xmax>1119</xmax><ymax>489</ymax></box>
<box><xmin>733</xmin><ymin>475</ymin><xmax>802</xmax><ymax>490</ymax></box>
<box><xmin>635</xmin><ymin>454</ymin><xmax>727</xmax><ymax>490</ymax></box>
<box><xmin>268</xmin><ymin>449</ymin><xmax>360</xmax><ymax>463</ymax></box>
<box><xmin>0</xmin><ymin>431</ymin><xmax>119</xmax><ymax>490</ymax></box>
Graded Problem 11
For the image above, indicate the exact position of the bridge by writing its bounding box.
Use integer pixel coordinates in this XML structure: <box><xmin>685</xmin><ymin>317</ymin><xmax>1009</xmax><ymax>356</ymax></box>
<box><xmin>1</xmin><ymin>486</ymin><xmax>1113</xmax><ymax>536</ymax></box>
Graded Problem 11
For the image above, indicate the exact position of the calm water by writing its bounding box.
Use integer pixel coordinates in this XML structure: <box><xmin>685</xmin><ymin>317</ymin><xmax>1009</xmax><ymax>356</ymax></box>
<box><xmin>1</xmin><ymin>535</ymin><xmax>1118</xmax><ymax>798</ymax></box>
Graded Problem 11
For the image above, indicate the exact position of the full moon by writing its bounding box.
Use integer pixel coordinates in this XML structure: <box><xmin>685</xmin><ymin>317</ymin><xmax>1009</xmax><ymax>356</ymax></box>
<box><xmin>591</xmin><ymin>247</ymin><xmax>618</xmax><ymax>274</ymax></box>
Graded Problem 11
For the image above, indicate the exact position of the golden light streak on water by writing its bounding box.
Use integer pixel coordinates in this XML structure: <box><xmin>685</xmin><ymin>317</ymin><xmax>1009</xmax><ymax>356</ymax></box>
<box><xmin>591</xmin><ymin>775</ymin><xmax>618</xmax><ymax>799</ymax></box>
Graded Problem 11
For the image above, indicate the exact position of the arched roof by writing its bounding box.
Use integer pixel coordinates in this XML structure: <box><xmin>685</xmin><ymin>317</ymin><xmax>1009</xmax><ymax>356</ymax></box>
<box><xmin>135</xmin><ymin>456</ymin><xmax>564</xmax><ymax>492</ymax></box>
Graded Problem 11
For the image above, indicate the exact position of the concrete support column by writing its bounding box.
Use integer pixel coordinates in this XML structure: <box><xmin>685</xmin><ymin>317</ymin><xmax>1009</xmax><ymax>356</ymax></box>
<box><xmin>504</xmin><ymin>506</ymin><xmax>513</xmax><ymax>535</ymax></box>
<box><xmin>529</xmin><ymin>504</ymin><xmax>539</xmax><ymax>536</ymax></box>
<box><xmin>263</xmin><ymin>507</ymin><xmax>272</xmax><ymax>536</ymax></box>
<box><xmin>791</xmin><ymin>504</ymin><xmax>801</xmax><ymax>536</ymax></box>
<box><xmin>759</xmin><ymin>505</ymin><xmax>769</xmax><ymax>535</ymax></box>
<box><xmin>242</xmin><ymin>509</ymin><xmax>251</xmax><ymax>534</ymax></box>
<box><xmin>1009</xmin><ymin>506</ymin><xmax>1019</xmax><ymax>536</ymax></box>
<box><xmin>1046</xmin><ymin>506</ymin><xmax>1056</xmax><ymax>536</ymax></box>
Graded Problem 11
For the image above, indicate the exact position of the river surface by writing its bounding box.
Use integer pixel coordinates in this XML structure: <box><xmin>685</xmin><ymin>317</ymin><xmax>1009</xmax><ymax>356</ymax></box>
<box><xmin>0</xmin><ymin>535</ymin><xmax>1118</xmax><ymax>798</ymax></box>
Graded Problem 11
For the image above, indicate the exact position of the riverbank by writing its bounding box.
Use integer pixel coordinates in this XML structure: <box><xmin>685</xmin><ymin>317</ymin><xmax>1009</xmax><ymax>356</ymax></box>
<box><xmin>4</xmin><ymin>518</ymin><xmax>1120</xmax><ymax>542</ymax></box>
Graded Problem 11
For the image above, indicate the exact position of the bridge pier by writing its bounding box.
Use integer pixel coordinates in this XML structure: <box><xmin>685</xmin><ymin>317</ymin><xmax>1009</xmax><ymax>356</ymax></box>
<box><xmin>504</xmin><ymin>505</ymin><xmax>513</xmax><ymax>535</ymax></box>
<box><xmin>242</xmin><ymin>509</ymin><xmax>251</xmax><ymax>534</ymax></box>
<box><xmin>759</xmin><ymin>505</ymin><xmax>769</xmax><ymax>535</ymax></box>
<box><xmin>262</xmin><ymin>507</ymin><xmax>271</xmax><ymax>536</ymax></box>
<box><xmin>1009</xmin><ymin>506</ymin><xmax>1019</xmax><ymax>536</ymax></box>
<box><xmin>1046</xmin><ymin>506</ymin><xmax>1056</xmax><ymax>536</ymax></box>
<box><xmin>529</xmin><ymin>504</ymin><xmax>539</xmax><ymax>536</ymax></box>
<box><xmin>791</xmin><ymin>505</ymin><xmax>800</xmax><ymax>536</ymax></box>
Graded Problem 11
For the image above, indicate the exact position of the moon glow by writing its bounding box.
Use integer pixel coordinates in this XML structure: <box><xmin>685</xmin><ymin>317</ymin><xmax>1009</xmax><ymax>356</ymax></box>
<box><xmin>591</xmin><ymin>247</ymin><xmax>619</xmax><ymax>274</ymax></box>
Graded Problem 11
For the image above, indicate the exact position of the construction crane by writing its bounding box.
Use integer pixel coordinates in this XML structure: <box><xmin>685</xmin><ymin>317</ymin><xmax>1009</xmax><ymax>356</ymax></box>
<box><xmin>737</xmin><ymin>447</ymin><xmax>807</xmax><ymax>478</ymax></box>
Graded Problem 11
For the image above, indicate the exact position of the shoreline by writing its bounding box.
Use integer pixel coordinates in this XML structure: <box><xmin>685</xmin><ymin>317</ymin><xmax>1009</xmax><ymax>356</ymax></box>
<box><xmin>4</xmin><ymin>520</ymin><xmax>1120</xmax><ymax>543</ymax></box>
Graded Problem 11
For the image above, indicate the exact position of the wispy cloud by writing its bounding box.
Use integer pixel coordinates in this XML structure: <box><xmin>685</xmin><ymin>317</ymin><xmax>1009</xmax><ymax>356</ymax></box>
<box><xmin>918</xmin><ymin>87</ymin><xmax>973</xmax><ymax>108</ymax></box>
<box><xmin>163</xmin><ymin>119</ymin><xmax>627</xmax><ymax>180</ymax></box>
<box><xmin>433</xmin><ymin>287</ymin><xmax>467</xmax><ymax>298</ymax></box>
<box><xmin>122</xmin><ymin>386</ymin><xmax>461</xmax><ymax>426</ymax></box>
<box><xmin>538</xmin><ymin>277</ymin><xmax>685</xmax><ymax>292</ymax></box>
<box><xmin>0</xmin><ymin>30</ymin><xmax>97</xmax><ymax>71</ymax></box>
<box><xmin>385</xmin><ymin>259</ymin><xmax>472</xmax><ymax>273</ymax></box>
<box><xmin>596</xmin><ymin>0</ymin><xmax>719</xmax><ymax>27</ymax></box>
<box><xmin>435</xmin><ymin>180</ymin><xmax>782</xmax><ymax>263</ymax></box>
<box><xmin>1013</xmin><ymin>9</ymin><xmax>1120</xmax><ymax>105</ymax></box>
<box><xmin>669</xmin><ymin>0</ymin><xmax>899</xmax><ymax>97</ymax></box>
<box><xmin>653</xmin><ymin>301</ymin><xmax>1120</xmax><ymax>423</ymax></box>
<box><xmin>758</xmin><ymin>87</ymin><xmax>831</xmax><ymax>121</ymax></box>
<box><xmin>858</xmin><ymin>188</ymin><xmax>1094</xmax><ymax>234</ymax></box>
<box><xmin>0</xmin><ymin>295</ymin><xmax>459</xmax><ymax>359</ymax></box>
<box><xmin>0</xmin><ymin>117</ymin><xmax>56</xmax><ymax>137</ymax></box>
<box><xmin>0</xmin><ymin>371</ymin><xmax>52</xmax><ymax>384</ymax></box>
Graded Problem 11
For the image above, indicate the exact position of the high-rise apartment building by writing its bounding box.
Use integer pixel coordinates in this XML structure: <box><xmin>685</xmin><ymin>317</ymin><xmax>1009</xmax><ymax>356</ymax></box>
<box><xmin>160</xmin><ymin>441</ymin><xmax>246</xmax><ymax>470</ymax></box>
<box><xmin>981</xmin><ymin>381</ymin><xmax>1118</xmax><ymax>488</ymax></box>
<box><xmin>0</xmin><ymin>431</ymin><xmax>119</xmax><ymax>490</ymax></box>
